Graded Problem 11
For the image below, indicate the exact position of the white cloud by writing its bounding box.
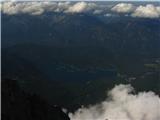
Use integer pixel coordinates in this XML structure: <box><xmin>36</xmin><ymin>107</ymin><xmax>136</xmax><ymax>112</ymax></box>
<box><xmin>2</xmin><ymin>2</ymin><xmax>47</xmax><ymax>15</ymax></box>
<box><xmin>20</xmin><ymin>3</ymin><xmax>45</xmax><ymax>15</ymax></box>
<box><xmin>1</xmin><ymin>2</ymin><xmax>98</xmax><ymax>15</ymax></box>
<box><xmin>65</xmin><ymin>2</ymin><xmax>97</xmax><ymax>13</ymax></box>
<box><xmin>69</xmin><ymin>84</ymin><xmax>160</xmax><ymax>120</ymax></box>
<box><xmin>65</xmin><ymin>2</ymin><xmax>88</xmax><ymax>13</ymax></box>
<box><xmin>55</xmin><ymin>2</ymin><xmax>70</xmax><ymax>12</ymax></box>
<box><xmin>132</xmin><ymin>4</ymin><xmax>160</xmax><ymax>18</ymax></box>
<box><xmin>1</xmin><ymin>2</ymin><xmax>73</xmax><ymax>15</ymax></box>
<box><xmin>1</xmin><ymin>2</ymin><xmax>160</xmax><ymax>18</ymax></box>
<box><xmin>111</xmin><ymin>3</ymin><xmax>160</xmax><ymax>18</ymax></box>
<box><xmin>156</xmin><ymin>6</ymin><xmax>160</xmax><ymax>14</ymax></box>
<box><xmin>111</xmin><ymin>3</ymin><xmax>135</xmax><ymax>13</ymax></box>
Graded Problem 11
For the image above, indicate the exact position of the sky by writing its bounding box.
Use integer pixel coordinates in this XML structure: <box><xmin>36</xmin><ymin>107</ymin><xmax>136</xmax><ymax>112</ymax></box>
<box><xmin>0</xmin><ymin>0</ymin><xmax>160</xmax><ymax>2</ymax></box>
<box><xmin>0</xmin><ymin>0</ymin><xmax>160</xmax><ymax>3</ymax></box>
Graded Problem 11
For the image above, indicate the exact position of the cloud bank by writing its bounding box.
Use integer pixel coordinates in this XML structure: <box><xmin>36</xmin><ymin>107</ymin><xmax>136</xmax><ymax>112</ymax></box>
<box><xmin>132</xmin><ymin>4</ymin><xmax>160</xmax><ymax>18</ymax></box>
<box><xmin>1</xmin><ymin>2</ymin><xmax>160</xmax><ymax>18</ymax></box>
<box><xmin>111</xmin><ymin>3</ymin><xmax>135</xmax><ymax>13</ymax></box>
<box><xmin>69</xmin><ymin>84</ymin><xmax>160</xmax><ymax>120</ymax></box>
<box><xmin>65</xmin><ymin>2</ymin><xmax>97</xmax><ymax>13</ymax></box>
<box><xmin>1</xmin><ymin>2</ymin><xmax>99</xmax><ymax>15</ymax></box>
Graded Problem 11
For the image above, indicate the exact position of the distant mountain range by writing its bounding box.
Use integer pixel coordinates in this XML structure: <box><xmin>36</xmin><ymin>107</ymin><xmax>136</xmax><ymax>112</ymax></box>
<box><xmin>2</xmin><ymin>13</ymin><xmax>160</xmax><ymax>57</ymax></box>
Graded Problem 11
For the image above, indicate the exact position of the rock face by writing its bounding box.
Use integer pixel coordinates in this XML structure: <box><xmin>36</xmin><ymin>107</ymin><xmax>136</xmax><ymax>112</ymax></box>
<box><xmin>1</xmin><ymin>79</ymin><xmax>70</xmax><ymax>120</ymax></box>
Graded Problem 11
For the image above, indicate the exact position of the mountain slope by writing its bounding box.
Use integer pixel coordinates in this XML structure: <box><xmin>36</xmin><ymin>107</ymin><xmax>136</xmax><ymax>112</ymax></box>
<box><xmin>2</xmin><ymin>79</ymin><xmax>70</xmax><ymax>120</ymax></box>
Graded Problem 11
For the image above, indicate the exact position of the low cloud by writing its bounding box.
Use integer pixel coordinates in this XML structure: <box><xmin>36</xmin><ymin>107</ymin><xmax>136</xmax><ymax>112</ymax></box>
<box><xmin>69</xmin><ymin>84</ymin><xmax>160</xmax><ymax>120</ymax></box>
<box><xmin>1</xmin><ymin>2</ymin><xmax>160</xmax><ymax>18</ymax></box>
<box><xmin>111</xmin><ymin>3</ymin><xmax>135</xmax><ymax>13</ymax></box>
<box><xmin>111</xmin><ymin>3</ymin><xmax>160</xmax><ymax>18</ymax></box>
<box><xmin>65</xmin><ymin>2</ymin><xmax>97</xmax><ymax>13</ymax></box>
<box><xmin>1</xmin><ymin>2</ymin><xmax>58</xmax><ymax>15</ymax></box>
<box><xmin>1</xmin><ymin>2</ymin><xmax>98</xmax><ymax>15</ymax></box>
<box><xmin>132</xmin><ymin>4</ymin><xmax>160</xmax><ymax>18</ymax></box>
<box><xmin>55</xmin><ymin>2</ymin><xmax>70</xmax><ymax>12</ymax></box>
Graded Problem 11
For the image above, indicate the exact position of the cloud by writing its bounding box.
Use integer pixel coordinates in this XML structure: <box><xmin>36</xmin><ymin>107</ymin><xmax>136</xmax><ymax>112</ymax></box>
<box><xmin>65</xmin><ymin>2</ymin><xmax>97</xmax><ymax>13</ymax></box>
<box><xmin>69</xmin><ymin>84</ymin><xmax>160</xmax><ymax>120</ymax></box>
<box><xmin>111</xmin><ymin>3</ymin><xmax>160</xmax><ymax>18</ymax></box>
<box><xmin>55</xmin><ymin>2</ymin><xmax>70</xmax><ymax>12</ymax></box>
<box><xmin>1</xmin><ymin>2</ymin><xmax>160</xmax><ymax>18</ymax></box>
<box><xmin>65</xmin><ymin>2</ymin><xmax>88</xmax><ymax>13</ymax></box>
<box><xmin>132</xmin><ymin>4</ymin><xmax>160</xmax><ymax>18</ymax></box>
<box><xmin>1</xmin><ymin>2</ymin><xmax>58</xmax><ymax>15</ymax></box>
<box><xmin>1</xmin><ymin>1</ymin><xmax>98</xmax><ymax>15</ymax></box>
<box><xmin>1</xmin><ymin>2</ymin><xmax>73</xmax><ymax>15</ymax></box>
<box><xmin>111</xmin><ymin>3</ymin><xmax>135</xmax><ymax>13</ymax></box>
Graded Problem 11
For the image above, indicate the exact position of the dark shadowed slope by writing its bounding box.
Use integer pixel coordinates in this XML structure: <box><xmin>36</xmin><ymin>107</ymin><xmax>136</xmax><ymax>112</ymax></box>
<box><xmin>1</xmin><ymin>79</ymin><xmax>70</xmax><ymax>120</ymax></box>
